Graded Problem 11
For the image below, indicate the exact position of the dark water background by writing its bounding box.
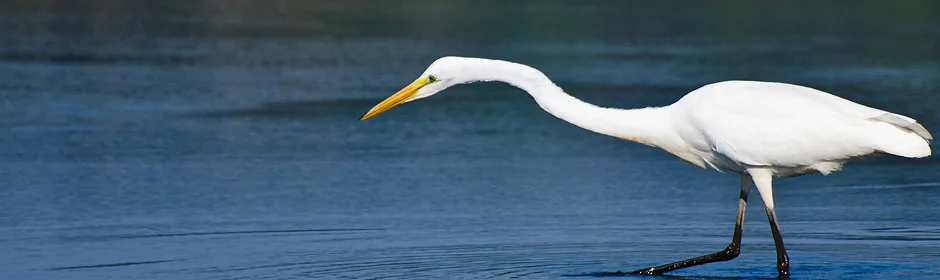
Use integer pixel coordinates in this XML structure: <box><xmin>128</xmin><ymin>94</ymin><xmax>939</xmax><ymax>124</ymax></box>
<box><xmin>2</xmin><ymin>1</ymin><xmax>940</xmax><ymax>279</ymax></box>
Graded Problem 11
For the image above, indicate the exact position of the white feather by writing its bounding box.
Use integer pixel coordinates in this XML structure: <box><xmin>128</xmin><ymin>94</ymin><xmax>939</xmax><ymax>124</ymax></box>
<box><xmin>669</xmin><ymin>81</ymin><xmax>931</xmax><ymax>176</ymax></box>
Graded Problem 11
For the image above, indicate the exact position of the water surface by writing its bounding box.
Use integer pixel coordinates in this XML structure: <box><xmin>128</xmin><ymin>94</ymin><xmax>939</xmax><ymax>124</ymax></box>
<box><xmin>2</xmin><ymin>1</ymin><xmax>940</xmax><ymax>279</ymax></box>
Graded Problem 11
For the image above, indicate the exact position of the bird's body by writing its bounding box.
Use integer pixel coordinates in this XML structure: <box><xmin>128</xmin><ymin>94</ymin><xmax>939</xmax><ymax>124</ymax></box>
<box><xmin>653</xmin><ymin>80</ymin><xmax>932</xmax><ymax>177</ymax></box>
<box><xmin>360</xmin><ymin>56</ymin><xmax>932</xmax><ymax>278</ymax></box>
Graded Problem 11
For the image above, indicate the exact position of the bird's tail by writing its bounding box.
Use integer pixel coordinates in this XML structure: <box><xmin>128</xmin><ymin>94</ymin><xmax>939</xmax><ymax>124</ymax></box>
<box><xmin>869</xmin><ymin>115</ymin><xmax>932</xmax><ymax>158</ymax></box>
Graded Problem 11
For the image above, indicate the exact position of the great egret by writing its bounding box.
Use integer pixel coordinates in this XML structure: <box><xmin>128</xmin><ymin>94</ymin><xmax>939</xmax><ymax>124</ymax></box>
<box><xmin>359</xmin><ymin>56</ymin><xmax>932</xmax><ymax>278</ymax></box>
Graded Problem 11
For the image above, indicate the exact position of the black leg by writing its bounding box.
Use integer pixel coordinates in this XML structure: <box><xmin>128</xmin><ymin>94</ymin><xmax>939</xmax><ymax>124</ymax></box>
<box><xmin>766</xmin><ymin>207</ymin><xmax>790</xmax><ymax>279</ymax></box>
<box><xmin>630</xmin><ymin>175</ymin><xmax>753</xmax><ymax>275</ymax></box>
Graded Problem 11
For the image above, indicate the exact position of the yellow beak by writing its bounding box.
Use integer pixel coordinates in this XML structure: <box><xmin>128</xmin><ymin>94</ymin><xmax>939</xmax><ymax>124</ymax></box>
<box><xmin>360</xmin><ymin>77</ymin><xmax>430</xmax><ymax>120</ymax></box>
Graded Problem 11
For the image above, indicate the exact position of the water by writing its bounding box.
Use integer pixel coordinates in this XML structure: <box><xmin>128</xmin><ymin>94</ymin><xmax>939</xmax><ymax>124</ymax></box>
<box><xmin>2</xmin><ymin>1</ymin><xmax>940</xmax><ymax>279</ymax></box>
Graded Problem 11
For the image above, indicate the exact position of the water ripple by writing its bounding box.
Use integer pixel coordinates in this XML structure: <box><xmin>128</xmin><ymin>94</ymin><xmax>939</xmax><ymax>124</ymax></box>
<box><xmin>59</xmin><ymin>228</ymin><xmax>382</xmax><ymax>243</ymax></box>
<box><xmin>48</xmin><ymin>259</ymin><xmax>181</xmax><ymax>271</ymax></box>
<box><xmin>204</xmin><ymin>242</ymin><xmax>617</xmax><ymax>279</ymax></box>
<box><xmin>116</xmin><ymin>228</ymin><xmax>380</xmax><ymax>239</ymax></box>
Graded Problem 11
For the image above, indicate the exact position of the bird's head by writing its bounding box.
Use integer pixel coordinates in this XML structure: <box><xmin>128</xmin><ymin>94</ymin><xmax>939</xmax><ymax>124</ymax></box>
<box><xmin>360</xmin><ymin>56</ymin><xmax>481</xmax><ymax>120</ymax></box>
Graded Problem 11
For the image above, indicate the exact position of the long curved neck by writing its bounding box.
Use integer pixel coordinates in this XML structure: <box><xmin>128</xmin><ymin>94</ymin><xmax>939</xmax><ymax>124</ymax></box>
<box><xmin>467</xmin><ymin>59</ymin><xmax>672</xmax><ymax>147</ymax></box>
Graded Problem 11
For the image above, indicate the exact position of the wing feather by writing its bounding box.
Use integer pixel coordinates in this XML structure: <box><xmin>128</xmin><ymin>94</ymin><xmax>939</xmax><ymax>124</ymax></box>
<box><xmin>675</xmin><ymin>81</ymin><xmax>910</xmax><ymax>167</ymax></box>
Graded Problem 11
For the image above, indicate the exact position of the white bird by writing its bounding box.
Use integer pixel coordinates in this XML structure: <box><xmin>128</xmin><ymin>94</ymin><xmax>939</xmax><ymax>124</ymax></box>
<box><xmin>359</xmin><ymin>56</ymin><xmax>932</xmax><ymax>278</ymax></box>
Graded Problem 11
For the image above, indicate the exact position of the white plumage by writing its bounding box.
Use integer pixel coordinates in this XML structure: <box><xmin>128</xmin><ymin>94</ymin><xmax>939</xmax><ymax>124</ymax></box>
<box><xmin>360</xmin><ymin>56</ymin><xmax>932</xmax><ymax>277</ymax></box>
<box><xmin>670</xmin><ymin>80</ymin><xmax>931</xmax><ymax>177</ymax></box>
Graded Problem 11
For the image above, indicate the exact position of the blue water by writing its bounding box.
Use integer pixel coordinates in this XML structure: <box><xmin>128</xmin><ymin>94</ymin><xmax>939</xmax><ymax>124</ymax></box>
<box><xmin>2</xmin><ymin>1</ymin><xmax>940</xmax><ymax>279</ymax></box>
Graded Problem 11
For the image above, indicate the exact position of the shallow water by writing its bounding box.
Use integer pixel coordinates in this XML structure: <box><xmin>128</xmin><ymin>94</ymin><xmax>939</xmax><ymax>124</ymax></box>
<box><xmin>2</xmin><ymin>1</ymin><xmax>940</xmax><ymax>279</ymax></box>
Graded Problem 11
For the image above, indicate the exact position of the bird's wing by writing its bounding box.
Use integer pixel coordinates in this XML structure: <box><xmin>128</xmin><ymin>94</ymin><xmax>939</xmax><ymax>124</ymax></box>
<box><xmin>788</xmin><ymin>83</ymin><xmax>932</xmax><ymax>141</ymax></box>
<box><xmin>868</xmin><ymin>112</ymin><xmax>932</xmax><ymax>140</ymax></box>
<box><xmin>676</xmin><ymin>81</ymin><xmax>927</xmax><ymax>168</ymax></box>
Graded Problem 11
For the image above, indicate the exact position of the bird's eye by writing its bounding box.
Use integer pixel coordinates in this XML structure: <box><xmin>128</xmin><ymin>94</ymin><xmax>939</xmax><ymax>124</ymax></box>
<box><xmin>428</xmin><ymin>75</ymin><xmax>438</xmax><ymax>82</ymax></box>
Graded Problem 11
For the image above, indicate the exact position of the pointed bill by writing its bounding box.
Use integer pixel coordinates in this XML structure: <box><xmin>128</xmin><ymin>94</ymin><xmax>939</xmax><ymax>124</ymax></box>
<box><xmin>360</xmin><ymin>77</ymin><xmax>430</xmax><ymax>120</ymax></box>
